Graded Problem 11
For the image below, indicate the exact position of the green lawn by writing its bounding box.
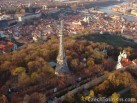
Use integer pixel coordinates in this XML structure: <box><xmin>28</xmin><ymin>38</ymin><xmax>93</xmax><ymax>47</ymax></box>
<box><xmin>83</xmin><ymin>34</ymin><xmax>137</xmax><ymax>48</ymax></box>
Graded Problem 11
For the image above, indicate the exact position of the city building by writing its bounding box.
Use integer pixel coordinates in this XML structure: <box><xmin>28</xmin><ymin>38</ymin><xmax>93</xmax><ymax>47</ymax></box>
<box><xmin>131</xmin><ymin>10</ymin><xmax>137</xmax><ymax>16</ymax></box>
<box><xmin>0</xmin><ymin>40</ymin><xmax>17</xmax><ymax>54</ymax></box>
<box><xmin>116</xmin><ymin>50</ymin><xmax>137</xmax><ymax>70</ymax></box>
<box><xmin>18</xmin><ymin>13</ymin><xmax>42</xmax><ymax>22</ymax></box>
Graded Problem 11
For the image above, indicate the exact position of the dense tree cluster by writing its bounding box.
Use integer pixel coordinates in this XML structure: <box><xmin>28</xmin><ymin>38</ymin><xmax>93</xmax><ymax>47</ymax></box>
<box><xmin>72</xmin><ymin>71</ymin><xmax>137</xmax><ymax>103</ymax></box>
<box><xmin>91</xmin><ymin>71</ymin><xmax>137</xmax><ymax>98</ymax></box>
<box><xmin>0</xmin><ymin>35</ymin><xmax>137</xmax><ymax>102</ymax></box>
<box><xmin>0</xmin><ymin>36</ymin><xmax>136</xmax><ymax>84</ymax></box>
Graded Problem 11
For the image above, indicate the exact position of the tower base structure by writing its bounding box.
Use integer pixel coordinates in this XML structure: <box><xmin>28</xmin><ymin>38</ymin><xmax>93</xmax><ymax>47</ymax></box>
<box><xmin>55</xmin><ymin>64</ymin><xmax>70</xmax><ymax>75</ymax></box>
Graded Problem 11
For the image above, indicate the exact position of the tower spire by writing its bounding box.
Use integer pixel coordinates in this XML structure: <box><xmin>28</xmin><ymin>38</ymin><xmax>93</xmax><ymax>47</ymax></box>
<box><xmin>28</xmin><ymin>0</ymin><xmax>31</xmax><ymax>7</ymax></box>
<box><xmin>55</xmin><ymin>20</ymin><xmax>70</xmax><ymax>75</ymax></box>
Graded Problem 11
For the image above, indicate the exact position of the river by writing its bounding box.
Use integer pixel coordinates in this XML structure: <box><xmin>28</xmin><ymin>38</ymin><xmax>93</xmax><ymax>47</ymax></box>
<box><xmin>99</xmin><ymin>2</ymin><xmax>137</xmax><ymax>22</ymax></box>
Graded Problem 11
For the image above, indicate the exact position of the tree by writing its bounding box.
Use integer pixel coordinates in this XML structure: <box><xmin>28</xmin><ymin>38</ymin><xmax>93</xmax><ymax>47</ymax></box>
<box><xmin>18</xmin><ymin>73</ymin><xmax>31</xmax><ymax>87</ymax></box>
<box><xmin>96</xmin><ymin>80</ymin><xmax>110</xmax><ymax>95</ymax></box>
<box><xmin>39</xmin><ymin>93</ymin><xmax>46</xmax><ymax>103</ymax></box>
<box><xmin>89</xmin><ymin>90</ymin><xmax>94</xmax><ymax>98</ymax></box>
<box><xmin>27</xmin><ymin>61</ymin><xmax>35</xmax><ymax>73</ymax></box>
<box><xmin>103</xmin><ymin>59</ymin><xmax>115</xmax><ymax>71</ymax></box>
<box><xmin>12</xmin><ymin>67</ymin><xmax>26</xmax><ymax>76</ymax></box>
<box><xmin>84</xmin><ymin>95</ymin><xmax>90</xmax><ymax>102</ymax></box>
<box><xmin>87</xmin><ymin>58</ymin><xmax>94</xmax><ymax>67</ymax></box>
<box><xmin>66</xmin><ymin>55</ymin><xmax>72</xmax><ymax>62</ymax></box>
<box><xmin>31</xmin><ymin>72</ymin><xmax>39</xmax><ymax>84</ymax></box>
<box><xmin>111</xmin><ymin>92</ymin><xmax>120</xmax><ymax>103</ymax></box>
<box><xmin>93</xmin><ymin>52</ymin><xmax>103</xmax><ymax>64</ymax></box>
<box><xmin>41</xmin><ymin>62</ymin><xmax>54</xmax><ymax>75</ymax></box>
<box><xmin>81</xmin><ymin>96</ymin><xmax>85</xmax><ymax>102</ymax></box>
<box><xmin>70</xmin><ymin>59</ymin><xmax>79</xmax><ymax>72</ymax></box>
<box><xmin>30</xmin><ymin>92</ymin><xmax>39</xmax><ymax>103</ymax></box>
<box><xmin>108</xmin><ymin>71</ymin><xmax>134</xmax><ymax>87</ymax></box>
<box><xmin>65</xmin><ymin>92</ymin><xmax>75</xmax><ymax>103</ymax></box>
<box><xmin>30</xmin><ymin>92</ymin><xmax>46</xmax><ymax>103</ymax></box>
<box><xmin>0</xmin><ymin>61</ymin><xmax>11</xmax><ymax>71</ymax></box>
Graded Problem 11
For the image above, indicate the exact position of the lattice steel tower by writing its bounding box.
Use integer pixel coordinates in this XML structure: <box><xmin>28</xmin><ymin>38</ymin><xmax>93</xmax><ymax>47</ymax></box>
<box><xmin>55</xmin><ymin>20</ymin><xmax>70</xmax><ymax>75</ymax></box>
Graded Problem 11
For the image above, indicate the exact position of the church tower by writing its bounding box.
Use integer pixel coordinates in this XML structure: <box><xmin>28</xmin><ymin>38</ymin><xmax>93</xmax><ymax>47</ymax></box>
<box><xmin>55</xmin><ymin>20</ymin><xmax>70</xmax><ymax>75</ymax></box>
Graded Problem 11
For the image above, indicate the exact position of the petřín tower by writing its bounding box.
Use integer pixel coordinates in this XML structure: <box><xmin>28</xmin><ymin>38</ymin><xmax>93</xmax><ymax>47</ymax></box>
<box><xmin>55</xmin><ymin>20</ymin><xmax>70</xmax><ymax>75</ymax></box>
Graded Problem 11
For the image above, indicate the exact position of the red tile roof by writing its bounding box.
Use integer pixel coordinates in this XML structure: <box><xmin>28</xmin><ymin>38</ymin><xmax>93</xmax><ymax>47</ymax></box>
<box><xmin>121</xmin><ymin>58</ymin><xmax>132</xmax><ymax>67</ymax></box>
<box><xmin>0</xmin><ymin>41</ymin><xmax>14</xmax><ymax>52</ymax></box>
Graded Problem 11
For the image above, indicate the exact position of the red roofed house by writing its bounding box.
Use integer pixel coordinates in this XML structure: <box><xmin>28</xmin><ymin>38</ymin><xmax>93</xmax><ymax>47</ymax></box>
<box><xmin>0</xmin><ymin>41</ymin><xmax>17</xmax><ymax>53</ymax></box>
